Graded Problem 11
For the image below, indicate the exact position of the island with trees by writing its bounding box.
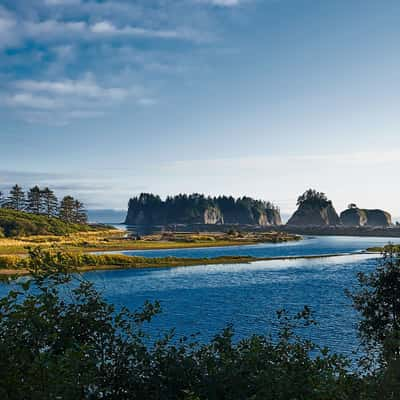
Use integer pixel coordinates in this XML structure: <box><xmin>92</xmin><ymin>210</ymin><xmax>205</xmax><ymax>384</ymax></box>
<box><xmin>125</xmin><ymin>193</ymin><xmax>282</xmax><ymax>226</ymax></box>
<box><xmin>284</xmin><ymin>189</ymin><xmax>397</xmax><ymax>236</ymax></box>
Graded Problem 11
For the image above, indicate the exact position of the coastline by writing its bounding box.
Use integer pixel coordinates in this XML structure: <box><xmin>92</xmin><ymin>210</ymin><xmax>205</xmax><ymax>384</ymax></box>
<box><xmin>0</xmin><ymin>230</ymin><xmax>301</xmax><ymax>256</ymax></box>
<box><xmin>0</xmin><ymin>251</ymin><xmax>377</xmax><ymax>278</ymax></box>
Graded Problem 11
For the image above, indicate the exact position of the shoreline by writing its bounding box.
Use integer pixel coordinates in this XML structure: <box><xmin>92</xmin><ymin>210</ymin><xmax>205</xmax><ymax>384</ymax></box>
<box><xmin>0</xmin><ymin>230</ymin><xmax>301</xmax><ymax>256</ymax></box>
<box><xmin>0</xmin><ymin>250</ymin><xmax>378</xmax><ymax>278</ymax></box>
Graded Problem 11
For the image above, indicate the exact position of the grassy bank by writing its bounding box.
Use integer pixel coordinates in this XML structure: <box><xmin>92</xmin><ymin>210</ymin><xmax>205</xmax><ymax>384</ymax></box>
<box><xmin>0</xmin><ymin>250</ymin><xmax>360</xmax><ymax>278</ymax></box>
<box><xmin>0</xmin><ymin>230</ymin><xmax>301</xmax><ymax>256</ymax></box>
<box><xmin>366</xmin><ymin>244</ymin><xmax>400</xmax><ymax>253</ymax></box>
<box><xmin>0</xmin><ymin>208</ymin><xmax>105</xmax><ymax>237</ymax></box>
<box><xmin>0</xmin><ymin>252</ymin><xmax>256</xmax><ymax>277</ymax></box>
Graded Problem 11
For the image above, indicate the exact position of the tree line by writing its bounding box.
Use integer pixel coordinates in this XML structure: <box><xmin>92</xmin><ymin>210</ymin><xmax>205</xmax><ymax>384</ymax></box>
<box><xmin>0</xmin><ymin>184</ymin><xmax>87</xmax><ymax>224</ymax></box>
<box><xmin>126</xmin><ymin>193</ymin><xmax>280</xmax><ymax>225</ymax></box>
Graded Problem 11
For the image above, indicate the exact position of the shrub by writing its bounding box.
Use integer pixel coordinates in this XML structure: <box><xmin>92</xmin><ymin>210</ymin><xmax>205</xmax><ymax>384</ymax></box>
<box><xmin>0</xmin><ymin>250</ymin><xmax>362</xmax><ymax>399</ymax></box>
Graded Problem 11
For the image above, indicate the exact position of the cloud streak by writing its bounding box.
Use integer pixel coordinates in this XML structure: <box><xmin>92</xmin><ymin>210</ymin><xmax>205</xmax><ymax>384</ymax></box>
<box><xmin>0</xmin><ymin>0</ymin><xmax>248</xmax><ymax>124</ymax></box>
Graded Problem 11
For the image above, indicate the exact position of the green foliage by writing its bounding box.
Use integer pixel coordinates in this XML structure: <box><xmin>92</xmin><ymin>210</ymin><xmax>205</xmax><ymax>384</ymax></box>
<box><xmin>26</xmin><ymin>185</ymin><xmax>42</xmax><ymax>214</ymax></box>
<box><xmin>4</xmin><ymin>248</ymin><xmax>400</xmax><ymax>398</ymax></box>
<box><xmin>0</xmin><ymin>248</ymin><xmax>362</xmax><ymax>399</ymax></box>
<box><xmin>348</xmin><ymin>245</ymin><xmax>400</xmax><ymax>397</ymax></box>
<box><xmin>0</xmin><ymin>251</ymin><xmax>256</xmax><ymax>272</ymax></box>
<box><xmin>58</xmin><ymin>195</ymin><xmax>88</xmax><ymax>224</ymax></box>
<box><xmin>41</xmin><ymin>187</ymin><xmax>59</xmax><ymax>217</ymax></box>
<box><xmin>126</xmin><ymin>193</ymin><xmax>280</xmax><ymax>225</ymax></box>
<box><xmin>2</xmin><ymin>184</ymin><xmax>87</xmax><ymax>224</ymax></box>
<box><xmin>5</xmin><ymin>184</ymin><xmax>25</xmax><ymax>211</ymax></box>
<box><xmin>0</xmin><ymin>208</ymin><xmax>93</xmax><ymax>238</ymax></box>
<box><xmin>296</xmin><ymin>189</ymin><xmax>331</xmax><ymax>207</ymax></box>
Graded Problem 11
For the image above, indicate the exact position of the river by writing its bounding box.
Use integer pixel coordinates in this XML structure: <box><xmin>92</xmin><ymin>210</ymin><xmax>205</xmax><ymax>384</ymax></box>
<box><xmin>2</xmin><ymin>235</ymin><xmax>400</xmax><ymax>357</ymax></box>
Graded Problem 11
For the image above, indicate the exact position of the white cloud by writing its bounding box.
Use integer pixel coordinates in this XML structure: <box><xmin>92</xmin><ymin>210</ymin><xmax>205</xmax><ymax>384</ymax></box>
<box><xmin>0</xmin><ymin>0</ymin><xmax>248</xmax><ymax>124</ymax></box>
<box><xmin>24</xmin><ymin>20</ymin><xmax>86</xmax><ymax>38</ymax></box>
<box><xmin>0</xmin><ymin>7</ymin><xmax>19</xmax><ymax>49</ymax></box>
<box><xmin>3</xmin><ymin>92</ymin><xmax>62</xmax><ymax>109</ymax></box>
<box><xmin>90</xmin><ymin>21</ymin><xmax>200</xmax><ymax>41</ymax></box>
<box><xmin>44</xmin><ymin>0</ymin><xmax>81</xmax><ymax>5</ymax></box>
<box><xmin>2</xmin><ymin>75</ymin><xmax>155</xmax><ymax>124</ymax></box>
<box><xmin>198</xmin><ymin>0</ymin><xmax>242</xmax><ymax>6</ymax></box>
<box><xmin>15</xmin><ymin>77</ymin><xmax>129</xmax><ymax>100</ymax></box>
<box><xmin>20</xmin><ymin>18</ymin><xmax>203</xmax><ymax>43</ymax></box>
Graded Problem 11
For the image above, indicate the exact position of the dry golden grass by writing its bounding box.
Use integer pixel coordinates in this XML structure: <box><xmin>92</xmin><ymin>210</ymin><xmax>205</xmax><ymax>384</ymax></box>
<box><xmin>0</xmin><ymin>230</ymin><xmax>300</xmax><ymax>256</ymax></box>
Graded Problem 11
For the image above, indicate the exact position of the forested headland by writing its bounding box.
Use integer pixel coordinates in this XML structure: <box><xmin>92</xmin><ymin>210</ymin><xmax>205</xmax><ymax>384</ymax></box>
<box><xmin>125</xmin><ymin>193</ymin><xmax>282</xmax><ymax>226</ymax></box>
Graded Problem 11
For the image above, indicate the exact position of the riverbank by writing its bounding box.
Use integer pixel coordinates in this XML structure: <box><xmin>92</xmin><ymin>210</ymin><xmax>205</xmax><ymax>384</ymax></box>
<box><xmin>0</xmin><ymin>250</ymin><xmax>375</xmax><ymax>278</ymax></box>
<box><xmin>0</xmin><ymin>230</ymin><xmax>301</xmax><ymax>256</ymax></box>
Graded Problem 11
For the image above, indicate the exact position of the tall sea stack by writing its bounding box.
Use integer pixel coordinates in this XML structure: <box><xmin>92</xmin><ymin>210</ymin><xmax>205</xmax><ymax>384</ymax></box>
<box><xmin>287</xmin><ymin>189</ymin><xmax>340</xmax><ymax>227</ymax></box>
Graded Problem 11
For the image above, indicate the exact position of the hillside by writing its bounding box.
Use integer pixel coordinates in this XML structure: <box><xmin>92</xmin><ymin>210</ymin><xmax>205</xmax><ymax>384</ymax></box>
<box><xmin>0</xmin><ymin>209</ymin><xmax>97</xmax><ymax>238</ymax></box>
<box><xmin>125</xmin><ymin>193</ymin><xmax>282</xmax><ymax>226</ymax></box>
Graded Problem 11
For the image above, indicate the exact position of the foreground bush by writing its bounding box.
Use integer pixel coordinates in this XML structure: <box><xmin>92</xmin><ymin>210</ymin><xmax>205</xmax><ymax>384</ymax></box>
<box><xmin>0</xmin><ymin>249</ymin><xmax>366</xmax><ymax>400</ymax></box>
<box><xmin>1</xmin><ymin>247</ymin><xmax>400</xmax><ymax>399</ymax></box>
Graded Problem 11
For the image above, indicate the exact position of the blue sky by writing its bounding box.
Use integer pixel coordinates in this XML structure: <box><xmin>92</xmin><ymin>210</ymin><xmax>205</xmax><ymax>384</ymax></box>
<box><xmin>1</xmin><ymin>0</ymin><xmax>400</xmax><ymax>214</ymax></box>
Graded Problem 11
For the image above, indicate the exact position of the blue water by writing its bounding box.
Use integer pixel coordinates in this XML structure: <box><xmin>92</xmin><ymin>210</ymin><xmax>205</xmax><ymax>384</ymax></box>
<box><xmin>2</xmin><ymin>236</ymin><xmax>400</xmax><ymax>357</ymax></box>
<box><xmin>101</xmin><ymin>235</ymin><xmax>400</xmax><ymax>259</ymax></box>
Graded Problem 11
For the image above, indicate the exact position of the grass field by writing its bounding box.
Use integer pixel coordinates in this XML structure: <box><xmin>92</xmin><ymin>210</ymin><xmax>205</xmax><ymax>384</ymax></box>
<box><xmin>0</xmin><ymin>230</ymin><xmax>301</xmax><ymax>256</ymax></box>
<box><xmin>0</xmin><ymin>230</ymin><xmax>302</xmax><ymax>278</ymax></box>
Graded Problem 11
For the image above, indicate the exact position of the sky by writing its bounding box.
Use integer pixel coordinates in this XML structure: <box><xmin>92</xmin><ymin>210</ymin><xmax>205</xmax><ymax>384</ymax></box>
<box><xmin>1</xmin><ymin>0</ymin><xmax>400</xmax><ymax>215</ymax></box>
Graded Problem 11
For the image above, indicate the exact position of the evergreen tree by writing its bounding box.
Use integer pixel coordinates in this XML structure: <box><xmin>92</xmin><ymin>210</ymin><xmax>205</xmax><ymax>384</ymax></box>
<box><xmin>0</xmin><ymin>191</ymin><xmax>5</xmax><ymax>208</ymax></box>
<box><xmin>6</xmin><ymin>184</ymin><xmax>25</xmax><ymax>211</ymax></box>
<box><xmin>26</xmin><ymin>186</ymin><xmax>42</xmax><ymax>214</ymax></box>
<box><xmin>73</xmin><ymin>200</ymin><xmax>87</xmax><ymax>224</ymax></box>
<box><xmin>41</xmin><ymin>187</ymin><xmax>58</xmax><ymax>217</ymax></box>
<box><xmin>59</xmin><ymin>195</ymin><xmax>75</xmax><ymax>223</ymax></box>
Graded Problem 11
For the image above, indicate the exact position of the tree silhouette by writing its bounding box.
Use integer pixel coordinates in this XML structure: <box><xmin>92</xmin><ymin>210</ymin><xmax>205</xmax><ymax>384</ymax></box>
<box><xmin>6</xmin><ymin>184</ymin><xmax>25</xmax><ymax>211</ymax></box>
<box><xmin>41</xmin><ymin>187</ymin><xmax>58</xmax><ymax>217</ymax></box>
<box><xmin>26</xmin><ymin>186</ymin><xmax>42</xmax><ymax>214</ymax></box>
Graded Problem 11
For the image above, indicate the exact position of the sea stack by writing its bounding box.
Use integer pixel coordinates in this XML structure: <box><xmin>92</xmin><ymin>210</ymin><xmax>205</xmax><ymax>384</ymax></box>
<box><xmin>287</xmin><ymin>189</ymin><xmax>340</xmax><ymax>227</ymax></box>
<box><xmin>340</xmin><ymin>204</ymin><xmax>392</xmax><ymax>227</ymax></box>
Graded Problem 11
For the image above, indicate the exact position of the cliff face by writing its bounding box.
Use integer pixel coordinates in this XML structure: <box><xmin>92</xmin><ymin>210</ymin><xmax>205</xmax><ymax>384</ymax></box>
<box><xmin>203</xmin><ymin>207</ymin><xmax>224</xmax><ymax>224</ymax></box>
<box><xmin>287</xmin><ymin>202</ymin><xmax>341</xmax><ymax>226</ymax></box>
<box><xmin>340</xmin><ymin>208</ymin><xmax>392</xmax><ymax>227</ymax></box>
<box><xmin>266</xmin><ymin>209</ymin><xmax>282</xmax><ymax>226</ymax></box>
<box><xmin>125</xmin><ymin>193</ymin><xmax>282</xmax><ymax>226</ymax></box>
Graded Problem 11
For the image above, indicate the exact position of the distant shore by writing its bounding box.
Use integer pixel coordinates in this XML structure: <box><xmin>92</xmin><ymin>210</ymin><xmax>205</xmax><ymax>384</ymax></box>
<box><xmin>159</xmin><ymin>224</ymin><xmax>400</xmax><ymax>238</ymax></box>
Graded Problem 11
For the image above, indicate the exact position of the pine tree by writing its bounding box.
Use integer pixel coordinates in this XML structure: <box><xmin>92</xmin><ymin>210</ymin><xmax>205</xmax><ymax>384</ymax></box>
<box><xmin>59</xmin><ymin>196</ymin><xmax>76</xmax><ymax>223</ymax></box>
<box><xmin>0</xmin><ymin>191</ymin><xmax>5</xmax><ymax>208</ymax></box>
<box><xmin>6</xmin><ymin>185</ymin><xmax>25</xmax><ymax>211</ymax></box>
<box><xmin>73</xmin><ymin>200</ymin><xmax>87</xmax><ymax>224</ymax></box>
<box><xmin>41</xmin><ymin>187</ymin><xmax>58</xmax><ymax>217</ymax></box>
<box><xmin>26</xmin><ymin>186</ymin><xmax>42</xmax><ymax>214</ymax></box>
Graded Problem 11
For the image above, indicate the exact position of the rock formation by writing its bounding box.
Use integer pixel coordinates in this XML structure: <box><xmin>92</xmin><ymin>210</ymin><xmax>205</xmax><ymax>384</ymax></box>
<box><xmin>125</xmin><ymin>193</ymin><xmax>282</xmax><ymax>226</ymax></box>
<box><xmin>287</xmin><ymin>189</ymin><xmax>340</xmax><ymax>227</ymax></box>
<box><xmin>340</xmin><ymin>206</ymin><xmax>392</xmax><ymax>227</ymax></box>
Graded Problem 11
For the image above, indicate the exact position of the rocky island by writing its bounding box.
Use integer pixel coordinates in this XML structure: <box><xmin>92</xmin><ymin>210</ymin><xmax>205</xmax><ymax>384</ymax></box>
<box><xmin>287</xmin><ymin>189</ymin><xmax>341</xmax><ymax>227</ymax></box>
<box><xmin>340</xmin><ymin>204</ymin><xmax>392</xmax><ymax>227</ymax></box>
<box><xmin>283</xmin><ymin>189</ymin><xmax>397</xmax><ymax>236</ymax></box>
<box><xmin>123</xmin><ymin>190</ymin><xmax>399</xmax><ymax>237</ymax></box>
<box><xmin>125</xmin><ymin>193</ymin><xmax>282</xmax><ymax>226</ymax></box>
<box><xmin>286</xmin><ymin>189</ymin><xmax>393</xmax><ymax>229</ymax></box>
